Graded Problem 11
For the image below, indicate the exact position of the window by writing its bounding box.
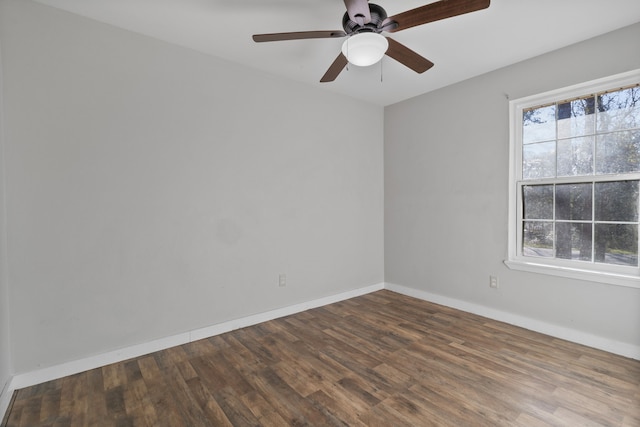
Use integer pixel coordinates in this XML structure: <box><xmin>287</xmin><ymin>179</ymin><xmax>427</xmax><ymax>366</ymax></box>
<box><xmin>507</xmin><ymin>70</ymin><xmax>640</xmax><ymax>288</ymax></box>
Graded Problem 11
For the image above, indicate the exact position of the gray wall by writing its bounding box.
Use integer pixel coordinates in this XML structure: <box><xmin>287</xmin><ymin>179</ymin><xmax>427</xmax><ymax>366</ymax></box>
<box><xmin>0</xmin><ymin>0</ymin><xmax>384</xmax><ymax>374</ymax></box>
<box><xmin>0</xmin><ymin>33</ymin><xmax>11</xmax><ymax>398</ymax></box>
<box><xmin>385</xmin><ymin>23</ymin><xmax>640</xmax><ymax>348</ymax></box>
<box><xmin>1</xmin><ymin>0</ymin><xmax>638</xmax><ymax>380</ymax></box>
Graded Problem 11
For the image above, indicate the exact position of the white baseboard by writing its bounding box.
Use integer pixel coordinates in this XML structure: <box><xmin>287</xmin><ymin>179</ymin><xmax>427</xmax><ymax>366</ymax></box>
<box><xmin>385</xmin><ymin>282</ymin><xmax>640</xmax><ymax>360</ymax></box>
<box><xmin>8</xmin><ymin>282</ymin><xmax>384</xmax><ymax>394</ymax></box>
<box><xmin>0</xmin><ymin>377</ymin><xmax>13</xmax><ymax>424</ymax></box>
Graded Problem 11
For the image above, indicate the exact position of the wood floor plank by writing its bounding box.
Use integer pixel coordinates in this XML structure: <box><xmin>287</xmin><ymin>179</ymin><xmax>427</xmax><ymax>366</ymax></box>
<box><xmin>86</xmin><ymin>369</ymin><xmax>108</xmax><ymax>426</ymax></box>
<box><xmin>3</xmin><ymin>290</ymin><xmax>639</xmax><ymax>426</ymax></box>
<box><xmin>405</xmin><ymin>382</ymin><xmax>502</xmax><ymax>427</ymax></box>
<box><xmin>102</xmin><ymin>363</ymin><xmax>127</xmax><ymax>391</ymax></box>
<box><xmin>17</xmin><ymin>397</ymin><xmax>41</xmax><ymax>427</ymax></box>
<box><xmin>122</xmin><ymin>379</ymin><xmax>158</xmax><ymax>427</ymax></box>
<box><xmin>248</xmin><ymin>367</ymin><xmax>322</xmax><ymax>425</ymax></box>
<box><xmin>552</xmin><ymin>386</ymin><xmax>625</xmax><ymax>426</ymax></box>
<box><xmin>271</xmin><ymin>360</ymin><xmax>321</xmax><ymax>398</ymax></box>
<box><xmin>239</xmin><ymin>389</ymin><xmax>288</xmax><ymax>426</ymax></box>
<box><xmin>163</xmin><ymin>366</ymin><xmax>216</xmax><ymax>427</ymax></box>
<box><xmin>56</xmin><ymin>375</ymin><xmax>79</xmax><ymax>420</ymax></box>
<box><xmin>514</xmin><ymin>412</ymin><xmax>554</xmax><ymax>427</ymax></box>
<box><xmin>306</xmin><ymin>389</ymin><xmax>367</xmax><ymax>427</ymax></box>
<box><xmin>183</xmin><ymin>377</ymin><xmax>233</xmax><ymax>427</ymax></box>
<box><xmin>122</xmin><ymin>360</ymin><xmax>142</xmax><ymax>385</ymax></box>
<box><xmin>38</xmin><ymin>387</ymin><xmax>61</xmax><ymax>424</ymax></box>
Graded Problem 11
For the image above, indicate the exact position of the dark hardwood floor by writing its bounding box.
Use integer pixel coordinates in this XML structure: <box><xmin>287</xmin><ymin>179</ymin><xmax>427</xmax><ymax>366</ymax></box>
<box><xmin>3</xmin><ymin>290</ymin><xmax>639</xmax><ymax>426</ymax></box>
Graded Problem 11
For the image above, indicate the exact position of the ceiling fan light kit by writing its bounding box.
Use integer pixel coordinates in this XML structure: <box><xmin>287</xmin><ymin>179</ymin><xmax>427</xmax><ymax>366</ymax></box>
<box><xmin>341</xmin><ymin>33</ymin><xmax>389</xmax><ymax>67</ymax></box>
<box><xmin>253</xmin><ymin>0</ymin><xmax>490</xmax><ymax>82</ymax></box>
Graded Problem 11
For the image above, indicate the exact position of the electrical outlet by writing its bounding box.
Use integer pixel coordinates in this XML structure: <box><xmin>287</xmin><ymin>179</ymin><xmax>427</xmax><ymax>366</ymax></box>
<box><xmin>279</xmin><ymin>274</ymin><xmax>286</xmax><ymax>287</ymax></box>
<box><xmin>489</xmin><ymin>275</ymin><xmax>499</xmax><ymax>289</ymax></box>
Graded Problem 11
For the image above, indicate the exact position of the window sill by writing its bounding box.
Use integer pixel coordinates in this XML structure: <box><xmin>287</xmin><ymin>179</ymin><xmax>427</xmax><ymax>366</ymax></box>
<box><xmin>504</xmin><ymin>259</ymin><xmax>640</xmax><ymax>289</ymax></box>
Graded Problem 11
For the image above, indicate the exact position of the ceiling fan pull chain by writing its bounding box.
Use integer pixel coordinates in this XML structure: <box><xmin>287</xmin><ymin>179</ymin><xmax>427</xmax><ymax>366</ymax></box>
<box><xmin>346</xmin><ymin>38</ymin><xmax>349</xmax><ymax>71</ymax></box>
<box><xmin>380</xmin><ymin>57</ymin><xmax>383</xmax><ymax>82</ymax></box>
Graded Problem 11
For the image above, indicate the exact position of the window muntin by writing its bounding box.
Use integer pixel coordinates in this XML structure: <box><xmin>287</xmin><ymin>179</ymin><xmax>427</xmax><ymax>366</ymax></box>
<box><xmin>522</xmin><ymin>86</ymin><xmax>640</xmax><ymax>179</ymax></box>
<box><xmin>521</xmin><ymin>180</ymin><xmax>639</xmax><ymax>267</ymax></box>
<box><xmin>509</xmin><ymin>71</ymin><xmax>640</xmax><ymax>286</ymax></box>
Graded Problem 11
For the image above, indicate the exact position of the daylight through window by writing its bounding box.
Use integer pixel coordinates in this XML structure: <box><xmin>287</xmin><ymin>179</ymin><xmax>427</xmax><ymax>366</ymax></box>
<box><xmin>508</xmin><ymin>71</ymin><xmax>640</xmax><ymax>287</ymax></box>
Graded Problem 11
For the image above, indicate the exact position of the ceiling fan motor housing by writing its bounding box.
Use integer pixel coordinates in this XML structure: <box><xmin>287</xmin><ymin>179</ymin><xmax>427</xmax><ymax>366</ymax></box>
<box><xmin>342</xmin><ymin>3</ymin><xmax>388</xmax><ymax>34</ymax></box>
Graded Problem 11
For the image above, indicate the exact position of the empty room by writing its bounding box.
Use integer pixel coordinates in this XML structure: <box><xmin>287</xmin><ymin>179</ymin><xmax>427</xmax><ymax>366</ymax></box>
<box><xmin>1</xmin><ymin>0</ymin><xmax>639</xmax><ymax>425</ymax></box>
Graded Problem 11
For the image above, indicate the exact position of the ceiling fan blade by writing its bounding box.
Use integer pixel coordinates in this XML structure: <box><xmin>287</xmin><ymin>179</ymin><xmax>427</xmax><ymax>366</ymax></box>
<box><xmin>387</xmin><ymin>0</ymin><xmax>490</xmax><ymax>33</ymax></box>
<box><xmin>320</xmin><ymin>53</ymin><xmax>349</xmax><ymax>83</ymax></box>
<box><xmin>253</xmin><ymin>31</ymin><xmax>346</xmax><ymax>43</ymax></box>
<box><xmin>385</xmin><ymin>37</ymin><xmax>434</xmax><ymax>74</ymax></box>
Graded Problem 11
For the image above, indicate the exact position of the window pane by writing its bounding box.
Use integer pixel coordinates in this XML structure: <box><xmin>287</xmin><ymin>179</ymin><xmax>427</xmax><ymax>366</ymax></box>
<box><xmin>523</xmin><ymin>141</ymin><xmax>556</xmax><ymax>179</ymax></box>
<box><xmin>523</xmin><ymin>221</ymin><xmax>554</xmax><ymax>257</ymax></box>
<box><xmin>555</xmin><ymin>183</ymin><xmax>592</xmax><ymax>221</ymax></box>
<box><xmin>595</xmin><ymin>130</ymin><xmax>640</xmax><ymax>174</ymax></box>
<box><xmin>557</xmin><ymin>96</ymin><xmax>596</xmax><ymax>139</ymax></box>
<box><xmin>556</xmin><ymin>222</ymin><xmax>592</xmax><ymax>261</ymax></box>
<box><xmin>594</xmin><ymin>180</ymin><xmax>639</xmax><ymax>222</ymax></box>
<box><xmin>557</xmin><ymin>136</ymin><xmax>594</xmax><ymax>177</ymax></box>
<box><xmin>595</xmin><ymin>224</ymin><xmax>638</xmax><ymax>266</ymax></box>
<box><xmin>597</xmin><ymin>87</ymin><xmax>640</xmax><ymax>133</ymax></box>
<box><xmin>523</xmin><ymin>185</ymin><xmax>553</xmax><ymax>219</ymax></box>
<box><xmin>523</xmin><ymin>105</ymin><xmax>556</xmax><ymax>144</ymax></box>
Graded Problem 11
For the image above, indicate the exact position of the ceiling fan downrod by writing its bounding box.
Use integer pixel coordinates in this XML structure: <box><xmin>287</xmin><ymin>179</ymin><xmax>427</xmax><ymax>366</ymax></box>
<box><xmin>342</xmin><ymin>3</ymin><xmax>390</xmax><ymax>35</ymax></box>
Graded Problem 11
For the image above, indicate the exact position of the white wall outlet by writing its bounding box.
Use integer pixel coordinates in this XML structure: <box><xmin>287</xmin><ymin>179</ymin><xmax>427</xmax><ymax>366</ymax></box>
<box><xmin>279</xmin><ymin>274</ymin><xmax>286</xmax><ymax>287</ymax></box>
<box><xmin>489</xmin><ymin>275</ymin><xmax>499</xmax><ymax>289</ymax></box>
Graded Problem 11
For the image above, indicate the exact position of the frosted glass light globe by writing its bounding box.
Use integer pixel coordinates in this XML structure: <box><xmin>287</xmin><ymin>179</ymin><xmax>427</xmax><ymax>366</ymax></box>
<box><xmin>341</xmin><ymin>33</ymin><xmax>388</xmax><ymax>67</ymax></box>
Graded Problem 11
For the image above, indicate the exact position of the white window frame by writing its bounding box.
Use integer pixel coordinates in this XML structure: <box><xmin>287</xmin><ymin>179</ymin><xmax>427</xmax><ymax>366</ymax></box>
<box><xmin>506</xmin><ymin>69</ymin><xmax>640</xmax><ymax>288</ymax></box>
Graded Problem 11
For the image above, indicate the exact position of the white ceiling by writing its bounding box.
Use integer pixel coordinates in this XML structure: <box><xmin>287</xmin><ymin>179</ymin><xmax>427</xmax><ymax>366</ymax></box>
<box><xmin>33</xmin><ymin>0</ymin><xmax>640</xmax><ymax>106</ymax></box>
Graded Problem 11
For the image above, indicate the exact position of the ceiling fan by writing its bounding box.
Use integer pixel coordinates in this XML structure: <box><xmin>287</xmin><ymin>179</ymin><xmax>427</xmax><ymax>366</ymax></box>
<box><xmin>253</xmin><ymin>0</ymin><xmax>490</xmax><ymax>82</ymax></box>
